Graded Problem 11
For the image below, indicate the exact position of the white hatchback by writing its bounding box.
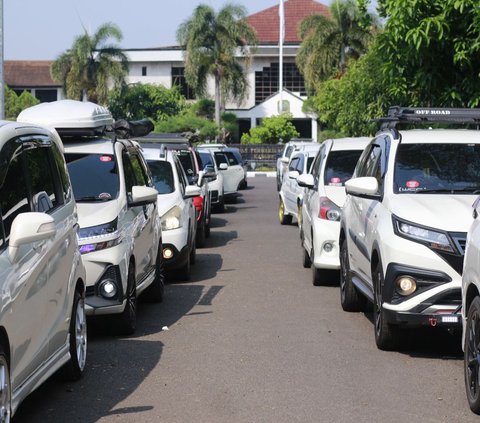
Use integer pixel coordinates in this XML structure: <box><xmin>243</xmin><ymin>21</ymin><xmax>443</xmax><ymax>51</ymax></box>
<box><xmin>141</xmin><ymin>144</ymin><xmax>201</xmax><ymax>281</ymax></box>
<box><xmin>0</xmin><ymin>121</ymin><xmax>87</xmax><ymax>419</ymax></box>
<box><xmin>297</xmin><ymin>138</ymin><xmax>369</xmax><ymax>285</ymax></box>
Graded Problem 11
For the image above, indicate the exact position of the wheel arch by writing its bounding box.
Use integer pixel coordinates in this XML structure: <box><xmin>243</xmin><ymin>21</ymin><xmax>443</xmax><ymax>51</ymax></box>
<box><xmin>466</xmin><ymin>283</ymin><xmax>480</xmax><ymax>316</ymax></box>
<box><xmin>0</xmin><ymin>328</ymin><xmax>11</xmax><ymax>365</ymax></box>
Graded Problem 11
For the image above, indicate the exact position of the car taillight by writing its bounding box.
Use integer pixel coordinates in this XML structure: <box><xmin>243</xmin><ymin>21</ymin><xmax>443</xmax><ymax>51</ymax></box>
<box><xmin>193</xmin><ymin>195</ymin><xmax>204</xmax><ymax>213</ymax></box>
<box><xmin>319</xmin><ymin>196</ymin><xmax>341</xmax><ymax>221</ymax></box>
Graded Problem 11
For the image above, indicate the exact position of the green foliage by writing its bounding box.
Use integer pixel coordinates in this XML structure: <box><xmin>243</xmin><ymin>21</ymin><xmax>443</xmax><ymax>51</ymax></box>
<box><xmin>191</xmin><ymin>98</ymin><xmax>215</xmax><ymax>120</ymax></box>
<box><xmin>51</xmin><ymin>22</ymin><xmax>128</xmax><ymax>104</ymax></box>
<box><xmin>155</xmin><ymin>110</ymin><xmax>218</xmax><ymax>141</ymax></box>
<box><xmin>241</xmin><ymin>114</ymin><xmax>299</xmax><ymax>144</ymax></box>
<box><xmin>307</xmin><ymin>43</ymin><xmax>391</xmax><ymax>136</ymax></box>
<box><xmin>107</xmin><ymin>84</ymin><xmax>187</xmax><ymax>121</ymax></box>
<box><xmin>378</xmin><ymin>0</ymin><xmax>480</xmax><ymax>107</ymax></box>
<box><xmin>177</xmin><ymin>3</ymin><xmax>257</xmax><ymax>125</ymax></box>
<box><xmin>5</xmin><ymin>86</ymin><xmax>40</xmax><ymax>120</ymax></box>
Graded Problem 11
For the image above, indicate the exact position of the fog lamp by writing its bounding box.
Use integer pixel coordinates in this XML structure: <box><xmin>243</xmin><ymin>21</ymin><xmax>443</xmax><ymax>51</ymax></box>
<box><xmin>163</xmin><ymin>248</ymin><xmax>174</xmax><ymax>260</ymax></box>
<box><xmin>395</xmin><ymin>276</ymin><xmax>417</xmax><ymax>296</ymax></box>
<box><xmin>323</xmin><ymin>242</ymin><xmax>334</xmax><ymax>252</ymax></box>
<box><xmin>99</xmin><ymin>279</ymin><xmax>118</xmax><ymax>299</ymax></box>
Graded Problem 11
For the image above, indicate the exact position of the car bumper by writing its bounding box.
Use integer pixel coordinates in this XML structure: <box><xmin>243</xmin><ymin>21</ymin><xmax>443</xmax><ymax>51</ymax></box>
<box><xmin>312</xmin><ymin>218</ymin><xmax>341</xmax><ymax>270</ymax></box>
<box><xmin>383</xmin><ymin>308</ymin><xmax>462</xmax><ymax>328</ymax></box>
<box><xmin>162</xmin><ymin>243</ymin><xmax>190</xmax><ymax>270</ymax></box>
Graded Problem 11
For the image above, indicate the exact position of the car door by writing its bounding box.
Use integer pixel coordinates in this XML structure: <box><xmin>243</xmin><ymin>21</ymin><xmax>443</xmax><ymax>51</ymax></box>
<box><xmin>174</xmin><ymin>155</ymin><xmax>196</xmax><ymax>244</ymax></box>
<box><xmin>347</xmin><ymin>137</ymin><xmax>387</xmax><ymax>284</ymax></box>
<box><xmin>122</xmin><ymin>148</ymin><xmax>157</xmax><ymax>283</ymax></box>
<box><xmin>0</xmin><ymin>137</ymin><xmax>52</xmax><ymax>389</ymax></box>
<box><xmin>284</xmin><ymin>155</ymin><xmax>301</xmax><ymax>215</ymax></box>
<box><xmin>223</xmin><ymin>151</ymin><xmax>245</xmax><ymax>190</ymax></box>
<box><xmin>214</xmin><ymin>151</ymin><xmax>237</xmax><ymax>195</ymax></box>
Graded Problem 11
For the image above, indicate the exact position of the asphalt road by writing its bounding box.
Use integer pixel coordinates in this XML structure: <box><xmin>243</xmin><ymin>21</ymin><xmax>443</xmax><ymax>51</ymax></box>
<box><xmin>14</xmin><ymin>176</ymin><xmax>477</xmax><ymax>422</ymax></box>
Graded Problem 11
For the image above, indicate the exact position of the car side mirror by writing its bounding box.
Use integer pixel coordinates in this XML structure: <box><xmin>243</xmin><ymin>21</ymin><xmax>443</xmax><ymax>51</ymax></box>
<box><xmin>288</xmin><ymin>170</ymin><xmax>300</xmax><ymax>180</ymax></box>
<box><xmin>184</xmin><ymin>185</ymin><xmax>202</xmax><ymax>199</ymax></box>
<box><xmin>129</xmin><ymin>186</ymin><xmax>158</xmax><ymax>207</ymax></box>
<box><xmin>9</xmin><ymin>212</ymin><xmax>56</xmax><ymax>263</ymax></box>
<box><xmin>345</xmin><ymin>177</ymin><xmax>380</xmax><ymax>198</ymax></box>
<box><xmin>281</xmin><ymin>157</ymin><xmax>289</xmax><ymax>164</ymax></box>
<box><xmin>219</xmin><ymin>163</ymin><xmax>228</xmax><ymax>170</ymax></box>
<box><xmin>297</xmin><ymin>173</ymin><xmax>315</xmax><ymax>189</ymax></box>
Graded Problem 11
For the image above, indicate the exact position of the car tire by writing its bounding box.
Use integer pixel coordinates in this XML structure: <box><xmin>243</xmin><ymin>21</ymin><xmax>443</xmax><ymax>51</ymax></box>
<box><xmin>465</xmin><ymin>296</ymin><xmax>480</xmax><ymax>414</ymax></box>
<box><xmin>373</xmin><ymin>261</ymin><xmax>399</xmax><ymax>351</ymax></box>
<box><xmin>144</xmin><ymin>247</ymin><xmax>165</xmax><ymax>303</ymax></box>
<box><xmin>177</xmin><ymin>251</ymin><xmax>191</xmax><ymax>281</ymax></box>
<box><xmin>118</xmin><ymin>262</ymin><xmax>137</xmax><ymax>336</ymax></box>
<box><xmin>0</xmin><ymin>347</ymin><xmax>11</xmax><ymax>422</ymax></box>
<box><xmin>340</xmin><ymin>239</ymin><xmax>366</xmax><ymax>312</ymax></box>
<box><xmin>63</xmin><ymin>290</ymin><xmax>87</xmax><ymax>381</ymax></box>
<box><xmin>297</xmin><ymin>203</ymin><xmax>302</xmax><ymax>232</ymax></box>
<box><xmin>190</xmin><ymin>238</ymin><xmax>196</xmax><ymax>265</ymax></box>
<box><xmin>302</xmin><ymin>246</ymin><xmax>311</xmax><ymax>268</ymax></box>
<box><xmin>279</xmin><ymin>199</ymin><xmax>292</xmax><ymax>225</ymax></box>
<box><xmin>196</xmin><ymin>220</ymin><xmax>206</xmax><ymax>248</ymax></box>
<box><xmin>215</xmin><ymin>197</ymin><xmax>225</xmax><ymax>213</ymax></box>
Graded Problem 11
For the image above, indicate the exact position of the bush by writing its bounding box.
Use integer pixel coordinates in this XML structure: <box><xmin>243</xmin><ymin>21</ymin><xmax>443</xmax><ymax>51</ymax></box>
<box><xmin>5</xmin><ymin>86</ymin><xmax>40</xmax><ymax>120</ymax></box>
<box><xmin>241</xmin><ymin>114</ymin><xmax>299</xmax><ymax>144</ymax></box>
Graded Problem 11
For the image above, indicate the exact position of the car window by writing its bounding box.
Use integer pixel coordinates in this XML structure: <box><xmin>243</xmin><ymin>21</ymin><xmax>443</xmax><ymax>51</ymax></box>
<box><xmin>52</xmin><ymin>143</ymin><xmax>72</xmax><ymax>202</ymax></box>
<box><xmin>147</xmin><ymin>160</ymin><xmax>174</xmax><ymax>194</ymax></box>
<box><xmin>311</xmin><ymin>145</ymin><xmax>326</xmax><ymax>186</ymax></box>
<box><xmin>214</xmin><ymin>152</ymin><xmax>228</xmax><ymax>166</ymax></box>
<box><xmin>174</xmin><ymin>157</ymin><xmax>188</xmax><ymax>193</ymax></box>
<box><xmin>177</xmin><ymin>150</ymin><xmax>196</xmax><ymax>184</ymax></box>
<box><xmin>296</xmin><ymin>155</ymin><xmax>305</xmax><ymax>173</ymax></box>
<box><xmin>285</xmin><ymin>145</ymin><xmax>294</xmax><ymax>159</ymax></box>
<box><xmin>289</xmin><ymin>157</ymin><xmax>300</xmax><ymax>171</ymax></box>
<box><xmin>66</xmin><ymin>153</ymin><xmax>119</xmax><ymax>202</ymax></box>
<box><xmin>394</xmin><ymin>143</ymin><xmax>480</xmax><ymax>193</ymax></box>
<box><xmin>306</xmin><ymin>156</ymin><xmax>315</xmax><ymax>173</ymax></box>
<box><xmin>199</xmin><ymin>152</ymin><xmax>214</xmax><ymax>169</ymax></box>
<box><xmin>224</xmin><ymin>152</ymin><xmax>239</xmax><ymax>166</ymax></box>
<box><xmin>323</xmin><ymin>150</ymin><xmax>363</xmax><ymax>186</ymax></box>
<box><xmin>129</xmin><ymin>152</ymin><xmax>150</xmax><ymax>186</ymax></box>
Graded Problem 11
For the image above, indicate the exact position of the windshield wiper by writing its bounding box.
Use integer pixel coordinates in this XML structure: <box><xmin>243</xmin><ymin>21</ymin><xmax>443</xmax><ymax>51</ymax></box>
<box><xmin>76</xmin><ymin>196</ymin><xmax>111</xmax><ymax>202</ymax></box>
<box><xmin>414</xmin><ymin>188</ymin><xmax>480</xmax><ymax>194</ymax></box>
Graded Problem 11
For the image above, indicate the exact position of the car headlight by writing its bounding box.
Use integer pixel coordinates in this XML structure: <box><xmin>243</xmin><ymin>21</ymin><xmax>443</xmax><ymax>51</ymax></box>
<box><xmin>79</xmin><ymin>219</ymin><xmax>118</xmax><ymax>239</ymax></box>
<box><xmin>78</xmin><ymin>219</ymin><xmax>120</xmax><ymax>254</ymax></box>
<box><xmin>392</xmin><ymin>216</ymin><xmax>454</xmax><ymax>253</ymax></box>
<box><xmin>162</xmin><ymin>206</ymin><xmax>182</xmax><ymax>231</ymax></box>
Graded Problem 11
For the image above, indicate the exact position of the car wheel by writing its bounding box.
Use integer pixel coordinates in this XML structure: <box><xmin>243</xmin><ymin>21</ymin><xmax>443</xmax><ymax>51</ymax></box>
<box><xmin>302</xmin><ymin>246</ymin><xmax>311</xmax><ymax>268</ymax></box>
<box><xmin>340</xmin><ymin>240</ymin><xmax>366</xmax><ymax>312</ymax></box>
<box><xmin>279</xmin><ymin>199</ymin><xmax>292</xmax><ymax>225</ymax></box>
<box><xmin>0</xmin><ymin>348</ymin><xmax>11</xmax><ymax>423</ymax></box>
<box><xmin>144</xmin><ymin>247</ymin><xmax>165</xmax><ymax>303</ymax></box>
<box><xmin>297</xmin><ymin>204</ymin><xmax>302</xmax><ymax>232</ymax></box>
<box><xmin>215</xmin><ymin>197</ymin><xmax>225</xmax><ymax>213</ymax></box>
<box><xmin>176</xmin><ymin>250</ymin><xmax>191</xmax><ymax>281</ymax></box>
<box><xmin>118</xmin><ymin>262</ymin><xmax>137</xmax><ymax>335</ymax></box>
<box><xmin>465</xmin><ymin>296</ymin><xmax>480</xmax><ymax>414</ymax></box>
<box><xmin>63</xmin><ymin>290</ymin><xmax>87</xmax><ymax>380</ymax></box>
<box><xmin>196</xmin><ymin>220</ymin><xmax>206</xmax><ymax>248</ymax></box>
<box><xmin>373</xmin><ymin>261</ymin><xmax>399</xmax><ymax>350</ymax></box>
<box><xmin>190</xmin><ymin>238</ymin><xmax>196</xmax><ymax>265</ymax></box>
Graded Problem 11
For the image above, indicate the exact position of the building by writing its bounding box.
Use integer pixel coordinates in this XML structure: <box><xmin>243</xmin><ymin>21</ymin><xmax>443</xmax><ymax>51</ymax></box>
<box><xmin>5</xmin><ymin>61</ymin><xmax>62</xmax><ymax>102</ymax></box>
<box><xmin>125</xmin><ymin>0</ymin><xmax>330</xmax><ymax>141</ymax></box>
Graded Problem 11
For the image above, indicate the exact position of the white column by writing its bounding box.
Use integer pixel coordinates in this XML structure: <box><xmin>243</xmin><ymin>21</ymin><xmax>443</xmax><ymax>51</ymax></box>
<box><xmin>311</xmin><ymin>119</ymin><xmax>318</xmax><ymax>142</ymax></box>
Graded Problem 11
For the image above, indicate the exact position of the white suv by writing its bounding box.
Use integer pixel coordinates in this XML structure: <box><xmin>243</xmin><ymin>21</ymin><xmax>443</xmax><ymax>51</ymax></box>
<box><xmin>19</xmin><ymin>100</ymin><xmax>163</xmax><ymax>335</ymax></box>
<box><xmin>297</xmin><ymin>138</ymin><xmax>370</xmax><ymax>285</ymax></box>
<box><xmin>340</xmin><ymin>107</ymin><xmax>480</xmax><ymax>350</ymax></box>
<box><xmin>141</xmin><ymin>144</ymin><xmax>201</xmax><ymax>281</ymax></box>
<box><xmin>0</xmin><ymin>121</ymin><xmax>87</xmax><ymax>419</ymax></box>
<box><xmin>278</xmin><ymin>146</ymin><xmax>320</xmax><ymax>225</ymax></box>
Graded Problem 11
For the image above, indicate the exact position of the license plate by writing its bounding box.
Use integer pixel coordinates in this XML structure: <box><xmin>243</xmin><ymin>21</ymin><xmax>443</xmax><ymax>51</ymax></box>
<box><xmin>441</xmin><ymin>315</ymin><xmax>459</xmax><ymax>323</ymax></box>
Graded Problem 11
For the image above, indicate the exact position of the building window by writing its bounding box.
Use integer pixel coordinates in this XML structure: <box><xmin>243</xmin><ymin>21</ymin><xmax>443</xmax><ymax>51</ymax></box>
<box><xmin>142</xmin><ymin>66</ymin><xmax>147</xmax><ymax>76</ymax></box>
<box><xmin>35</xmin><ymin>89</ymin><xmax>58</xmax><ymax>103</ymax></box>
<box><xmin>255</xmin><ymin>62</ymin><xmax>306</xmax><ymax>104</ymax></box>
<box><xmin>172</xmin><ymin>67</ymin><xmax>195</xmax><ymax>100</ymax></box>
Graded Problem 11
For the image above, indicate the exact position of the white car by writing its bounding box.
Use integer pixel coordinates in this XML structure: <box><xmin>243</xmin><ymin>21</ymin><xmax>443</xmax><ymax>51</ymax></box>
<box><xmin>19</xmin><ymin>100</ymin><xmax>163</xmax><ymax>336</ymax></box>
<box><xmin>297</xmin><ymin>138</ymin><xmax>370</xmax><ymax>285</ymax></box>
<box><xmin>340</xmin><ymin>107</ymin><xmax>480</xmax><ymax>351</ymax></box>
<box><xmin>276</xmin><ymin>139</ymin><xmax>318</xmax><ymax>190</ymax></box>
<box><xmin>197</xmin><ymin>146</ymin><xmax>243</xmax><ymax>203</ymax></box>
<box><xmin>198</xmin><ymin>149</ymin><xmax>225</xmax><ymax>212</ymax></box>
<box><xmin>141</xmin><ymin>144</ymin><xmax>201</xmax><ymax>281</ymax></box>
<box><xmin>0</xmin><ymin>121</ymin><xmax>87</xmax><ymax>419</ymax></box>
<box><xmin>278</xmin><ymin>146</ymin><xmax>320</xmax><ymax>225</ymax></box>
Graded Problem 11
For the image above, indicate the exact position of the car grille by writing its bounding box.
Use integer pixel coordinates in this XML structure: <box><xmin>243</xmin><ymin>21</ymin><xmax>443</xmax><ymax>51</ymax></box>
<box><xmin>450</xmin><ymin>232</ymin><xmax>467</xmax><ymax>255</ymax></box>
<box><xmin>431</xmin><ymin>288</ymin><xmax>462</xmax><ymax>307</ymax></box>
<box><xmin>210</xmin><ymin>190</ymin><xmax>219</xmax><ymax>202</ymax></box>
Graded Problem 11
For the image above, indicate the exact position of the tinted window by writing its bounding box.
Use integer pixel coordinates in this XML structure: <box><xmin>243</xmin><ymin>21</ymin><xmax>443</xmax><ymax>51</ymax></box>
<box><xmin>199</xmin><ymin>152</ymin><xmax>214</xmax><ymax>169</ymax></box>
<box><xmin>214</xmin><ymin>152</ymin><xmax>228</xmax><ymax>166</ymax></box>
<box><xmin>130</xmin><ymin>153</ymin><xmax>149</xmax><ymax>186</ymax></box>
<box><xmin>65</xmin><ymin>153</ymin><xmax>119</xmax><ymax>202</ymax></box>
<box><xmin>324</xmin><ymin>150</ymin><xmax>363</xmax><ymax>186</ymax></box>
<box><xmin>224</xmin><ymin>152</ymin><xmax>239</xmax><ymax>166</ymax></box>
<box><xmin>289</xmin><ymin>157</ymin><xmax>300</xmax><ymax>171</ymax></box>
<box><xmin>147</xmin><ymin>160</ymin><xmax>175</xmax><ymax>194</ymax></box>
<box><xmin>306</xmin><ymin>157</ymin><xmax>315</xmax><ymax>173</ymax></box>
<box><xmin>394</xmin><ymin>143</ymin><xmax>480</xmax><ymax>193</ymax></box>
<box><xmin>52</xmin><ymin>143</ymin><xmax>72</xmax><ymax>201</ymax></box>
<box><xmin>177</xmin><ymin>151</ymin><xmax>196</xmax><ymax>184</ymax></box>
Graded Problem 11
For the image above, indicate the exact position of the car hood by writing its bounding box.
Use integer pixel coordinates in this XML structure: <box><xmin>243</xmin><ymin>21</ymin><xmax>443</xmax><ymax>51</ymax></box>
<box><xmin>324</xmin><ymin>186</ymin><xmax>347</xmax><ymax>208</ymax></box>
<box><xmin>76</xmin><ymin>200</ymin><xmax>121</xmax><ymax>228</ymax></box>
<box><xmin>389</xmin><ymin>194</ymin><xmax>475</xmax><ymax>232</ymax></box>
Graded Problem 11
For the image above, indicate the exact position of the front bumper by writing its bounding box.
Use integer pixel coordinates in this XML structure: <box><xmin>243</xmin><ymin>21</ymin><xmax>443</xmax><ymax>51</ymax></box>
<box><xmin>162</xmin><ymin>243</ymin><xmax>190</xmax><ymax>270</ymax></box>
<box><xmin>312</xmin><ymin>218</ymin><xmax>341</xmax><ymax>270</ymax></box>
<box><xmin>383</xmin><ymin>308</ymin><xmax>462</xmax><ymax>328</ymax></box>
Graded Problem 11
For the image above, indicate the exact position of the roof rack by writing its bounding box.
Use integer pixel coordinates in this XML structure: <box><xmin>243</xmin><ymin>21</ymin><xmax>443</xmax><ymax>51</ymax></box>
<box><xmin>379</xmin><ymin>106</ymin><xmax>480</xmax><ymax>129</ymax></box>
<box><xmin>111</xmin><ymin>119</ymin><xmax>153</xmax><ymax>139</ymax></box>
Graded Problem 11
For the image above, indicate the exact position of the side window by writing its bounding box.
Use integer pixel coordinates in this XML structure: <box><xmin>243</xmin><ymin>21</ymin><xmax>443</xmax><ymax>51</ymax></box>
<box><xmin>174</xmin><ymin>158</ymin><xmax>187</xmax><ymax>194</ymax></box>
<box><xmin>311</xmin><ymin>145</ymin><xmax>326</xmax><ymax>185</ymax></box>
<box><xmin>224</xmin><ymin>152</ymin><xmax>238</xmax><ymax>166</ymax></box>
<box><xmin>214</xmin><ymin>152</ymin><xmax>228</xmax><ymax>166</ymax></box>
<box><xmin>51</xmin><ymin>143</ymin><xmax>72</xmax><ymax>202</ymax></box>
<box><xmin>296</xmin><ymin>155</ymin><xmax>305</xmax><ymax>174</ymax></box>
<box><xmin>289</xmin><ymin>157</ymin><xmax>299</xmax><ymax>171</ymax></box>
<box><xmin>122</xmin><ymin>152</ymin><xmax>137</xmax><ymax>196</ymax></box>
<box><xmin>123</xmin><ymin>150</ymin><xmax>150</xmax><ymax>191</ymax></box>
<box><xmin>356</xmin><ymin>142</ymin><xmax>384</xmax><ymax>193</ymax></box>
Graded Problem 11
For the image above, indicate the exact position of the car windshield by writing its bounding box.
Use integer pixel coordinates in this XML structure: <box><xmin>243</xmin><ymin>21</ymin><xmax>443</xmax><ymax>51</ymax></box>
<box><xmin>394</xmin><ymin>143</ymin><xmax>480</xmax><ymax>194</ymax></box>
<box><xmin>65</xmin><ymin>153</ymin><xmax>119</xmax><ymax>202</ymax></box>
<box><xmin>147</xmin><ymin>160</ymin><xmax>174</xmax><ymax>194</ymax></box>
<box><xmin>324</xmin><ymin>150</ymin><xmax>363</xmax><ymax>186</ymax></box>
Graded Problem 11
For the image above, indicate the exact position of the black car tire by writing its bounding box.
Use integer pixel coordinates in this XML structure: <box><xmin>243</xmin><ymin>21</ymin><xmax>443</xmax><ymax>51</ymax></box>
<box><xmin>0</xmin><ymin>347</ymin><xmax>11</xmax><ymax>423</ymax></box>
<box><xmin>465</xmin><ymin>296</ymin><xmax>480</xmax><ymax>414</ymax></box>
<box><xmin>279</xmin><ymin>199</ymin><xmax>292</xmax><ymax>225</ymax></box>
<box><xmin>118</xmin><ymin>262</ymin><xmax>137</xmax><ymax>336</ymax></box>
<box><xmin>144</xmin><ymin>247</ymin><xmax>165</xmax><ymax>303</ymax></box>
<box><xmin>340</xmin><ymin>240</ymin><xmax>366</xmax><ymax>312</ymax></box>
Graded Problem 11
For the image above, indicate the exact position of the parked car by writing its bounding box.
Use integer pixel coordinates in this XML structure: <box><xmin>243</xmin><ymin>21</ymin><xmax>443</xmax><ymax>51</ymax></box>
<box><xmin>278</xmin><ymin>145</ymin><xmax>320</xmax><ymax>225</ymax></box>
<box><xmin>0</xmin><ymin>120</ymin><xmax>87</xmax><ymax>419</ymax></box>
<box><xmin>18</xmin><ymin>100</ymin><xmax>164</xmax><ymax>336</ymax></box>
<box><xmin>141</xmin><ymin>144</ymin><xmax>201</xmax><ymax>281</ymax></box>
<box><xmin>297</xmin><ymin>138</ymin><xmax>370</xmax><ymax>286</ymax></box>
<box><xmin>340</xmin><ymin>107</ymin><xmax>480</xmax><ymax>351</ymax></box>
<box><xmin>276</xmin><ymin>139</ymin><xmax>318</xmax><ymax>191</ymax></box>
<box><xmin>198</xmin><ymin>149</ymin><xmax>225</xmax><ymax>212</ymax></box>
<box><xmin>222</xmin><ymin>147</ymin><xmax>248</xmax><ymax>189</ymax></box>
<box><xmin>197</xmin><ymin>145</ymin><xmax>243</xmax><ymax>203</ymax></box>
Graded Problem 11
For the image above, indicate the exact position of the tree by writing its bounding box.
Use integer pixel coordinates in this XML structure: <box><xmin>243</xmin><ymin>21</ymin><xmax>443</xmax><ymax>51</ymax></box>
<box><xmin>377</xmin><ymin>0</ymin><xmax>480</xmax><ymax>107</ymax></box>
<box><xmin>177</xmin><ymin>4</ymin><xmax>257</xmax><ymax>127</ymax></box>
<box><xmin>296</xmin><ymin>0</ymin><xmax>377</xmax><ymax>91</ymax></box>
<box><xmin>108</xmin><ymin>84</ymin><xmax>187</xmax><ymax>121</ymax></box>
<box><xmin>241</xmin><ymin>114</ymin><xmax>299</xmax><ymax>144</ymax></box>
<box><xmin>51</xmin><ymin>23</ymin><xmax>129</xmax><ymax>104</ymax></box>
<box><xmin>5</xmin><ymin>86</ymin><xmax>39</xmax><ymax>120</ymax></box>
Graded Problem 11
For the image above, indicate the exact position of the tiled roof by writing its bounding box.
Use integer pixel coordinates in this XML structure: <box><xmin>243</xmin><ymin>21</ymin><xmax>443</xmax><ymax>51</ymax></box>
<box><xmin>247</xmin><ymin>0</ymin><xmax>330</xmax><ymax>44</ymax></box>
<box><xmin>5</xmin><ymin>60</ymin><xmax>59</xmax><ymax>87</ymax></box>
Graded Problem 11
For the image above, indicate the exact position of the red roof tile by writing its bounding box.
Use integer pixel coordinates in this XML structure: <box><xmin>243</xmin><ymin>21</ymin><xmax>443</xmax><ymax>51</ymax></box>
<box><xmin>5</xmin><ymin>61</ymin><xmax>59</xmax><ymax>87</ymax></box>
<box><xmin>247</xmin><ymin>0</ymin><xmax>330</xmax><ymax>44</ymax></box>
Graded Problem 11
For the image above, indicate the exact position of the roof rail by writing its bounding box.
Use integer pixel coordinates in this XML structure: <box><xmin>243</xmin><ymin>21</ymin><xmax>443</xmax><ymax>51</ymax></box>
<box><xmin>378</xmin><ymin>106</ymin><xmax>480</xmax><ymax>129</ymax></box>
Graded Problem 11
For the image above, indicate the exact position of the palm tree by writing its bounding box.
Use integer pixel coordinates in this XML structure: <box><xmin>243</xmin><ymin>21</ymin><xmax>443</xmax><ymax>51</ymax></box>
<box><xmin>51</xmin><ymin>23</ymin><xmax>129</xmax><ymax>104</ymax></box>
<box><xmin>296</xmin><ymin>0</ymin><xmax>377</xmax><ymax>91</ymax></box>
<box><xmin>177</xmin><ymin>4</ymin><xmax>257</xmax><ymax>127</ymax></box>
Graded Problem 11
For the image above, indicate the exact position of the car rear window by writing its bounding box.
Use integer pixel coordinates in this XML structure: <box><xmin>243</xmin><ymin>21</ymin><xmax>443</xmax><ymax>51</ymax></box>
<box><xmin>324</xmin><ymin>150</ymin><xmax>363</xmax><ymax>186</ymax></box>
<box><xmin>65</xmin><ymin>153</ymin><xmax>119</xmax><ymax>201</ymax></box>
<box><xmin>147</xmin><ymin>160</ymin><xmax>175</xmax><ymax>194</ymax></box>
<box><xmin>199</xmin><ymin>152</ymin><xmax>214</xmax><ymax>169</ymax></box>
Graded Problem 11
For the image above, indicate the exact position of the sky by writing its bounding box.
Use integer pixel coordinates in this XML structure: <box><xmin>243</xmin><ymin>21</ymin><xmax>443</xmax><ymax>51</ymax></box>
<box><xmin>5</xmin><ymin>0</ymin><xmax>377</xmax><ymax>61</ymax></box>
